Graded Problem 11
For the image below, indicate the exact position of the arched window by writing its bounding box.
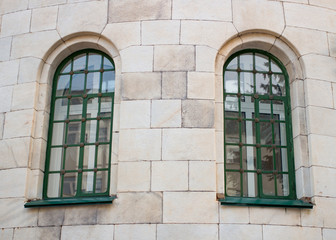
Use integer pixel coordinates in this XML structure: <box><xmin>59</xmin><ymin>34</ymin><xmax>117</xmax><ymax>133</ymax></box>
<box><xmin>222</xmin><ymin>49</ymin><xmax>311</xmax><ymax>207</ymax></box>
<box><xmin>42</xmin><ymin>49</ymin><xmax>115</xmax><ymax>204</ymax></box>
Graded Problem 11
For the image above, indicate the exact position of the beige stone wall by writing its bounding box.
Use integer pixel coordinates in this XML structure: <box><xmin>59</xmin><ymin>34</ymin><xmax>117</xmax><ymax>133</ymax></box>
<box><xmin>0</xmin><ymin>0</ymin><xmax>336</xmax><ymax>239</ymax></box>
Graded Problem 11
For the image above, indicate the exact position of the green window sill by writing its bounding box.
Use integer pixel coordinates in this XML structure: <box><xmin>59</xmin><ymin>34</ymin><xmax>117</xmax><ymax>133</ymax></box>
<box><xmin>24</xmin><ymin>196</ymin><xmax>116</xmax><ymax>208</ymax></box>
<box><xmin>219</xmin><ymin>196</ymin><xmax>313</xmax><ymax>209</ymax></box>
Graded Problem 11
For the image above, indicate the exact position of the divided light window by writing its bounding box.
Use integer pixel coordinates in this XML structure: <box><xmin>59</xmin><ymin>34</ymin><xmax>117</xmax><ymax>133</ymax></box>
<box><xmin>223</xmin><ymin>49</ymin><xmax>296</xmax><ymax>201</ymax></box>
<box><xmin>44</xmin><ymin>49</ymin><xmax>115</xmax><ymax>199</ymax></box>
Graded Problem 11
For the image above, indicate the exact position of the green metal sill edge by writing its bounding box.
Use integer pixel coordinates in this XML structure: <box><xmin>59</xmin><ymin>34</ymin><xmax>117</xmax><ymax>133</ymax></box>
<box><xmin>219</xmin><ymin>197</ymin><xmax>313</xmax><ymax>209</ymax></box>
<box><xmin>24</xmin><ymin>196</ymin><xmax>116</xmax><ymax>208</ymax></box>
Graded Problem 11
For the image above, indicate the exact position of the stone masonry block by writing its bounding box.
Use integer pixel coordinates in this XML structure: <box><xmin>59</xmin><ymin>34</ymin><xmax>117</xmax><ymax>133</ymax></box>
<box><xmin>119</xmin><ymin>129</ymin><xmax>161</xmax><ymax>161</ymax></box>
<box><xmin>38</xmin><ymin>207</ymin><xmax>65</xmax><ymax>226</ymax></box>
<box><xmin>13</xmin><ymin>227</ymin><xmax>60</xmax><ymax>240</ymax></box>
<box><xmin>189</xmin><ymin>161</ymin><xmax>216</xmax><ymax>191</ymax></box>
<box><xmin>11</xmin><ymin>82</ymin><xmax>38</xmax><ymax>111</ymax></box>
<box><xmin>0</xmin><ymin>86</ymin><xmax>13</xmax><ymax>113</ymax></box>
<box><xmin>309</xmin><ymin>134</ymin><xmax>336</xmax><ymax>168</ymax></box>
<box><xmin>219</xmin><ymin>206</ymin><xmax>249</xmax><ymax>224</ymax></box>
<box><xmin>122</xmin><ymin>72</ymin><xmax>161</xmax><ymax>100</ymax></box>
<box><xmin>309</xmin><ymin>0</ymin><xmax>336</xmax><ymax>9</ymax></box>
<box><xmin>151</xmin><ymin>100</ymin><xmax>181</xmax><ymax>128</ymax></box>
<box><xmin>31</xmin><ymin>6</ymin><xmax>58</xmax><ymax>32</ymax></box>
<box><xmin>324</xmin><ymin>229</ymin><xmax>336</xmax><ymax>240</ymax></box>
<box><xmin>220</xmin><ymin>224</ymin><xmax>262</xmax><ymax>240</ymax></box>
<box><xmin>120</xmin><ymin>100</ymin><xmax>151</xmax><ymax>129</ymax></box>
<box><xmin>0</xmin><ymin>10</ymin><xmax>31</xmax><ymax>37</ymax></box>
<box><xmin>61</xmin><ymin>225</ymin><xmax>114</xmax><ymax>240</ymax></box>
<box><xmin>291</xmin><ymin>107</ymin><xmax>306</xmax><ymax>138</ymax></box>
<box><xmin>152</xmin><ymin>161</ymin><xmax>188</xmax><ymax>191</ymax></box>
<box><xmin>196</xmin><ymin>46</ymin><xmax>218</xmax><ymax>72</ymax></box>
<box><xmin>162</xmin><ymin>72</ymin><xmax>187</xmax><ymax>99</ymax></box>
<box><xmin>301</xmin><ymin>55</ymin><xmax>336</xmax><ymax>81</ymax></box>
<box><xmin>313</xmin><ymin>166</ymin><xmax>336</xmax><ymax>197</ymax></box>
<box><xmin>182</xmin><ymin>100</ymin><xmax>214</xmax><ymax>128</ymax></box>
<box><xmin>142</xmin><ymin>20</ymin><xmax>180</xmax><ymax>45</ymax></box>
<box><xmin>0</xmin><ymin>168</ymin><xmax>26</xmax><ymax>198</ymax></box>
<box><xmin>0</xmin><ymin>37</ymin><xmax>11</xmax><ymax>62</ymax></box>
<box><xmin>249</xmin><ymin>207</ymin><xmax>300</xmax><ymax>225</ymax></box>
<box><xmin>0</xmin><ymin>0</ymin><xmax>28</xmax><ymax>15</ymax></box>
<box><xmin>63</xmin><ymin>206</ymin><xmax>97</xmax><ymax>225</ymax></box>
<box><xmin>0</xmin><ymin>114</ymin><xmax>4</xmax><ymax>139</ymax></box>
<box><xmin>0</xmin><ymin>229</ymin><xmax>13</xmax><ymax>240</ymax></box>
<box><xmin>121</xmin><ymin>46</ymin><xmax>153</xmax><ymax>72</ymax></box>
<box><xmin>109</xmin><ymin>0</ymin><xmax>171</xmax><ymax>22</ymax></box>
<box><xmin>117</xmin><ymin>161</ymin><xmax>151</xmax><ymax>191</ymax></box>
<box><xmin>263</xmin><ymin>226</ymin><xmax>322</xmax><ymax>240</ymax></box>
<box><xmin>181</xmin><ymin>21</ymin><xmax>237</xmax><ymax>50</ymax></box>
<box><xmin>215</xmin><ymin>103</ymin><xmax>223</xmax><ymax>131</ymax></box>
<box><xmin>173</xmin><ymin>0</ymin><xmax>231</xmax><ymax>21</ymax></box>
<box><xmin>157</xmin><ymin>224</ymin><xmax>218</xmax><ymax>240</ymax></box>
<box><xmin>98</xmin><ymin>192</ymin><xmax>162</xmax><ymax>224</ymax></box>
<box><xmin>102</xmin><ymin>22</ymin><xmax>140</xmax><ymax>50</ymax></box>
<box><xmin>115</xmin><ymin>224</ymin><xmax>156</xmax><ymax>240</ymax></box>
<box><xmin>0</xmin><ymin>137</ymin><xmax>31</xmax><ymax>169</ymax></box>
<box><xmin>3</xmin><ymin>109</ymin><xmax>35</xmax><ymax>139</ymax></box>
<box><xmin>328</xmin><ymin>33</ymin><xmax>336</xmax><ymax>57</ymax></box>
<box><xmin>163</xmin><ymin>192</ymin><xmax>218</xmax><ymax>223</ymax></box>
<box><xmin>307</xmin><ymin>106</ymin><xmax>336</xmax><ymax>136</ymax></box>
<box><xmin>293</xmin><ymin>135</ymin><xmax>309</xmax><ymax>169</ymax></box>
<box><xmin>305</xmin><ymin>79</ymin><xmax>333</xmax><ymax>108</ymax></box>
<box><xmin>18</xmin><ymin>57</ymin><xmax>43</xmax><ymax>83</ymax></box>
<box><xmin>154</xmin><ymin>45</ymin><xmax>195</xmax><ymax>71</ymax></box>
<box><xmin>162</xmin><ymin>128</ymin><xmax>215</xmax><ymax>160</ymax></box>
<box><xmin>29</xmin><ymin>0</ymin><xmax>65</xmax><ymax>8</ymax></box>
<box><xmin>0</xmin><ymin>60</ymin><xmax>19</xmax><ymax>87</ymax></box>
<box><xmin>187</xmin><ymin>72</ymin><xmax>215</xmax><ymax>99</ymax></box>
<box><xmin>57</xmin><ymin>1</ymin><xmax>107</xmax><ymax>37</ymax></box>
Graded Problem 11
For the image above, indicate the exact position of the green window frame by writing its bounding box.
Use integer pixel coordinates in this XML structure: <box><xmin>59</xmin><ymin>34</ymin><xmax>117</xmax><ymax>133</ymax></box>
<box><xmin>220</xmin><ymin>49</ymin><xmax>312</xmax><ymax>208</ymax></box>
<box><xmin>26</xmin><ymin>49</ymin><xmax>116</xmax><ymax>207</ymax></box>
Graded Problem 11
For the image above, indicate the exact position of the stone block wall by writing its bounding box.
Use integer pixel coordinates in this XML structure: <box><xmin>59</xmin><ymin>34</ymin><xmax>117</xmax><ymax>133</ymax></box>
<box><xmin>0</xmin><ymin>0</ymin><xmax>336</xmax><ymax>239</ymax></box>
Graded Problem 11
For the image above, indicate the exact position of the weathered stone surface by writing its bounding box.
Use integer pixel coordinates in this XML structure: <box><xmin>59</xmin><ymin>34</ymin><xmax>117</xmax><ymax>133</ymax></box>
<box><xmin>151</xmin><ymin>100</ymin><xmax>181</xmax><ymax>128</ymax></box>
<box><xmin>187</xmin><ymin>72</ymin><xmax>215</xmax><ymax>99</ymax></box>
<box><xmin>102</xmin><ymin>22</ymin><xmax>140</xmax><ymax>50</ymax></box>
<box><xmin>216</xmin><ymin>132</ymin><xmax>224</xmax><ymax>162</ymax></box>
<box><xmin>220</xmin><ymin>206</ymin><xmax>249</xmax><ymax>223</ymax></box>
<box><xmin>120</xmin><ymin>100</ymin><xmax>151</xmax><ymax>129</ymax></box>
<box><xmin>301</xmin><ymin>55</ymin><xmax>336</xmax><ymax>81</ymax></box>
<box><xmin>0</xmin><ymin>37</ymin><xmax>11</xmax><ymax>62</ymax></box>
<box><xmin>142</xmin><ymin>20</ymin><xmax>180</xmax><ymax>45</ymax></box>
<box><xmin>215</xmin><ymin>103</ymin><xmax>223</xmax><ymax>132</ymax></box>
<box><xmin>249</xmin><ymin>207</ymin><xmax>300</xmax><ymax>225</ymax></box>
<box><xmin>323</xmin><ymin>228</ymin><xmax>336</xmax><ymax>240</ymax></box>
<box><xmin>98</xmin><ymin>192</ymin><xmax>162</xmax><ymax>224</ymax></box>
<box><xmin>181</xmin><ymin>21</ymin><xmax>237</xmax><ymax>50</ymax></box>
<box><xmin>11</xmin><ymin>82</ymin><xmax>38</xmax><ymax>111</ymax></box>
<box><xmin>220</xmin><ymin>224</ymin><xmax>262</xmax><ymax>240</ymax></box>
<box><xmin>13</xmin><ymin>227</ymin><xmax>60</xmax><ymax>240</ymax></box>
<box><xmin>0</xmin><ymin>137</ymin><xmax>31</xmax><ymax>168</ymax></box>
<box><xmin>233</xmin><ymin>0</ymin><xmax>284</xmax><ymax>34</ymax></box>
<box><xmin>0</xmin><ymin>60</ymin><xmax>19</xmax><ymax>87</ymax></box>
<box><xmin>309</xmin><ymin>134</ymin><xmax>336</xmax><ymax>168</ymax></box>
<box><xmin>173</xmin><ymin>0</ymin><xmax>231</xmax><ymax>21</ymax></box>
<box><xmin>0</xmin><ymin>86</ymin><xmax>13</xmax><ymax>113</ymax></box>
<box><xmin>0</xmin><ymin>168</ymin><xmax>26</xmax><ymax>198</ymax></box>
<box><xmin>182</xmin><ymin>100</ymin><xmax>214</xmax><ymax>128</ymax></box>
<box><xmin>3</xmin><ymin>109</ymin><xmax>35</xmax><ymax>139</ymax></box>
<box><xmin>307</xmin><ymin>106</ymin><xmax>336</xmax><ymax>136</ymax></box>
<box><xmin>115</xmin><ymin>224</ymin><xmax>156</xmax><ymax>240</ymax></box>
<box><xmin>263</xmin><ymin>225</ymin><xmax>322</xmax><ymax>240</ymax></box>
<box><xmin>162</xmin><ymin>129</ymin><xmax>215</xmax><ymax>160</ymax></box>
<box><xmin>61</xmin><ymin>225</ymin><xmax>114</xmax><ymax>240</ymax></box>
<box><xmin>38</xmin><ymin>207</ymin><xmax>65</xmax><ymax>226</ymax></box>
<box><xmin>290</xmin><ymin>80</ymin><xmax>305</xmax><ymax>109</ymax></box>
<box><xmin>119</xmin><ymin>129</ymin><xmax>161</xmax><ymax>161</ymax></box>
<box><xmin>0</xmin><ymin>0</ymin><xmax>28</xmax><ymax>15</ymax></box>
<box><xmin>31</xmin><ymin>6</ymin><xmax>58</xmax><ymax>32</ymax></box>
<box><xmin>18</xmin><ymin>57</ymin><xmax>42</xmax><ymax>83</ymax></box>
<box><xmin>0</xmin><ymin>198</ymin><xmax>38</xmax><ymax>228</ymax></box>
<box><xmin>0</xmin><ymin>10</ymin><xmax>31</xmax><ymax>37</ymax></box>
<box><xmin>189</xmin><ymin>161</ymin><xmax>216</xmax><ymax>191</ymax></box>
<box><xmin>305</xmin><ymin>79</ymin><xmax>333</xmax><ymax>108</ymax></box>
<box><xmin>196</xmin><ymin>46</ymin><xmax>218</xmax><ymax>72</ymax></box>
<box><xmin>313</xmin><ymin>166</ymin><xmax>336</xmax><ymax>197</ymax></box>
<box><xmin>162</xmin><ymin>72</ymin><xmax>187</xmax><ymax>99</ymax></box>
<box><xmin>154</xmin><ymin>45</ymin><xmax>195</xmax><ymax>71</ymax></box>
<box><xmin>117</xmin><ymin>161</ymin><xmax>151</xmax><ymax>191</ymax></box>
<box><xmin>163</xmin><ymin>192</ymin><xmax>218</xmax><ymax>223</ymax></box>
<box><xmin>293</xmin><ymin>135</ymin><xmax>309</xmax><ymax>168</ymax></box>
<box><xmin>57</xmin><ymin>1</ymin><xmax>107</xmax><ymax>37</ymax></box>
<box><xmin>284</xmin><ymin>3</ymin><xmax>336</xmax><ymax>33</ymax></box>
<box><xmin>122</xmin><ymin>73</ymin><xmax>161</xmax><ymax>100</ymax></box>
<box><xmin>328</xmin><ymin>33</ymin><xmax>336</xmax><ymax>57</ymax></box>
<box><xmin>0</xmin><ymin>114</ymin><xmax>4</xmax><ymax>139</ymax></box>
<box><xmin>0</xmin><ymin>228</ymin><xmax>13</xmax><ymax>240</ymax></box>
<box><xmin>152</xmin><ymin>161</ymin><xmax>188</xmax><ymax>191</ymax></box>
<box><xmin>109</xmin><ymin>0</ymin><xmax>171</xmax><ymax>22</ymax></box>
<box><xmin>63</xmin><ymin>206</ymin><xmax>97</xmax><ymax>225</ymax></box>
<box><xmin>29</xmin><ymin>0</ymin><xmax>65</xmax><ymax>8</ymax></box>
<box><xmin>157</xmin><ymin>224</ymin><xmax>218</xmax><ymax>240</ymax></box>
<box><xmin>292</xmin><ymin>107</ymin><xmax>306</xmax><ymax>138</ymax></box>
<box><xmin>120</xmin><ymin>46</ymin><xmax>154</xmax><ymax>72</ymax></box>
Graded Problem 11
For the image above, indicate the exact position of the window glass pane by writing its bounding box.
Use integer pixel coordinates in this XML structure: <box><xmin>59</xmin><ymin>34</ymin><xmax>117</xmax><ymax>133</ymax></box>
<box><xmin>102</xmin><ymin>71</ymin><xmax>115</xmax><ymax>93</ymax></box>
<box><xmin>262</xmin><ymin>174</ymin><xmax>275</xmax><ymax>196</ymax></box>
<box><xmin>240</xmin><ymin>72</ymin><xmax>254</xmax><ymax>94</ymax></box>
<box><xmin>272</xmin><ymin>74</ymin><xmax>286</xmax><ymax>96</ymax></box>
<box><xmin>99</xmin><ymin>119</ymin><xmax>111</xmax><ymax>142</ymax></box>
<box><xmin>261</xmin><ymin>147</ymin><xmax>273</xmax><ymax>170</ymax></box>
<box><xmin>85</xmin><ymin>120</ymin><xmax>97</xmax><ymax>143</ymax></box>
<box><xmin>96</xmin><ymin>171</ymin><xmax>108</xmax><ymax>193</ymax></box>
<box><xmin>82</xmin><ymin>171</ymin><xmax>94</xmax><ymax>193</ymax></box>
<box><xmin>88</xmin><ymin>53</ymin><xmax>101</xmax><ymax>70</ymax></box>
<box><xmin>273</xmin><ymin>101</ymin><xmax>285</xmax><ymax>121</ymax></box>
<box><xmin>224</xmin><ymin>95</ymin><xmax>238</xmax><ymax>112</ymax></box>
<box><xmin>86</xmin><ymin>72</ymin><xmax>100</xmax><ymax>94</ymax></box>
<box><xmin>271</xmin><ymin>59</ymin><xmax>282</xmax><ymax>73</ymax></box>
<box><xmin>87</xmin><ymin>97</ymin><xmax>99</xmax><ymax>119</ymax></box>
<box><xmin>64</xmin><ymin>146</ymin><xmax>79</xmax><ymax>170</ymax></box>
<box><xmin>69</xmin><ymin>98</ymin><xmax>83</xmax><ymax>119</ymax></box>
<box><xmin>259</xmin><ymin>100</ymin><xmax>271</xmax><ymax>117</ymax></box>
<box><xmin>63</xmin><ymin>173</ymin><xmax>77</xmax><ymax>197</ymax></box>
<box><xmin>97</xmin><ymin>144</ymin><xmax>109</xmax><ymax>169</ymax></box>
<box><xmin>256</xmin><ymin>73</ymin><xmax>270</xmax><ymax>95</ymax></box>
<box><xmin>274</xmin><ymin>122</ymin><xmax>287</xmax><ymax>146</ymax></box>
<box><xmin>242</xmin><ymin>146</ymin><xmax>256</xmax><ymax>170</ymax></box>
<box><xmin>83</xmin><ymin>145</ymin><xmax>96</xmax><ymax>169</ymax></box>
<box><xmin>71</xmin><ymin>73</ymin><xmax>85</xmax><ymax>94</ymax></box>
<box><xmin>103</xmin><ymin>57</ymin><xmax>114</xmax><ymax>69</ymax></box>
<box><xmin>225</xmin><ymin>119</ymin><xmax>239</xmax><ymax>143</ymax></box>
<box><xmin>49</xmin><ymin>148</ymin><xmax>63</xmax><ymax>171</ymax></box>
<box><xmin>54</xmin><ymin>99</ymin><xmax>68</xmax><ymax>121</ymax></box>
<box><xmin>226</xmin><ymin>145</ymin><xmax>240</xmax><ymax>169</ymax></box>
<box><xmin>255</xmin><ymin>53</ymin><xmax>269</xmax><ymax>71</ymax></box>
<box><xmin>66</xmin><ymin>122</ymin><xmax>81</xmax><ymax>145</ymax></box>
<box><xmin>226</xmin><ymin>57</ymin><xmax>238</xmax><ymax>70</ymax></box>
<box><xmin>73</xmin><ymin>54</ymin><xmax>86</xmax><ymax>71</ymax></box>
<box><xmin>240</xmin><ymin>53</ymin><xmax>253</xmax><ymax>70</ymax></box>
<box><xmin>52</xmin><ymin>122</ymin><xmax>66</xmax><ymax>146</ymax></box>
<box><xmin>224</xmin><ymin>71</ymin><xmax>238</xmax><ymax>93</ymax></box>
<box><xmin>275</xmin><ymin>148</ymin><xmax>288</xmax><ymax>172</ymax></box>
<box><xmin>243</xmin><ymin>172</ymin><xmax>257</xmax><ymax>197</ymax></box>
<box><xmin>47</xmin><ymin>173</ymin><xmax>61</xmax><ymax>198</ymax></box>
<box><xmin>260</xmin><ymin>121</ymin><xmax>272</xmax><ymax>145</ymax></box>
<box><xmin>100</xmin><ymin>97</ymin><xmax>113</xmax><ymax>115</ymax></box>
<box><xmin>56</xmin><ymin>75</ymin><xmax>70</xmax><ymax>96</ymax></box>
<box><xmin>226</xmin><ymin>172</ymin><xmax>241</xmax><ymax>196</ymax></box>
<box><xmin>277</xmin><ymin>174</ymin><xmax>290</xmax><ymax>196</ymax></box>
<box><xmin>60</xmin><ymin>60</ymin><xmax>71</xmax><ymax>73</ymax></box>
